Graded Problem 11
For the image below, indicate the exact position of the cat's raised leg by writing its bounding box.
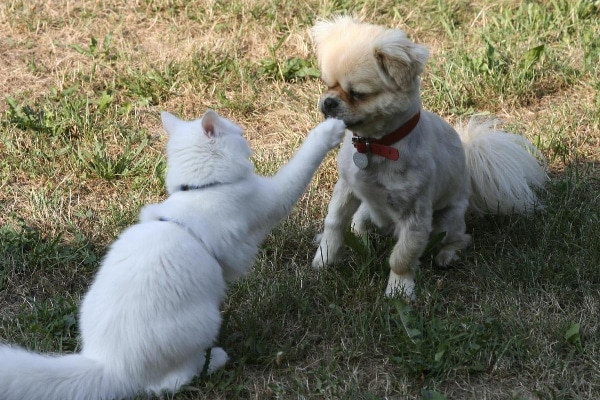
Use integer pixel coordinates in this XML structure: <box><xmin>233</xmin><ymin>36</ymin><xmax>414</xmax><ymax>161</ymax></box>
<box><xmin>312</xmin><ymin>179</ymin><xmax>360</xmax><ymax>268</ymax></box>
<box><xmin>271</xmin><ymin>118</ymin><xmax>346</xmax><ymax>221</ymax></box>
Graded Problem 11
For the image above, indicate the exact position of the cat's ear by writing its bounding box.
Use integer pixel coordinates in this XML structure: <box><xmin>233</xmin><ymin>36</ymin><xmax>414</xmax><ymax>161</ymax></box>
<box><xmin>201</xmin><ymin>109</ymin><xmax>221</xmax><ymax>138</ymax></box>
<box><xmin>160</xmin><ymin>111</ymin><xmax>183</xmax><ymax>136</ymax></box>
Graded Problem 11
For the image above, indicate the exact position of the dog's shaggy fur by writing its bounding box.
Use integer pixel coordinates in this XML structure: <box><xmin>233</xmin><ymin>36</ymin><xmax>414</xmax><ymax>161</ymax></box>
<box><xmin>310</xmin><ymin>16</ymin><xmax>547</xmax><ymax>299</ymax></box>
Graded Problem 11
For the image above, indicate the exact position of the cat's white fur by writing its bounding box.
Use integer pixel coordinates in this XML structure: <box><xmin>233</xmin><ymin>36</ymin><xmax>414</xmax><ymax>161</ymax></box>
<box><xmin>0</xmin><ymin>110</ymin><xmax>345</xmax><ymax>400</ymax></box>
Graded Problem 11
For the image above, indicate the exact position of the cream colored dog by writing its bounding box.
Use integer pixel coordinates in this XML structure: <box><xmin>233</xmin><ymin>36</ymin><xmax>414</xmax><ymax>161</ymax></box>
<box><xmin>311</xmin><ymin>16</ymin><xmax>547</xmax><ymax>299</ymax></box>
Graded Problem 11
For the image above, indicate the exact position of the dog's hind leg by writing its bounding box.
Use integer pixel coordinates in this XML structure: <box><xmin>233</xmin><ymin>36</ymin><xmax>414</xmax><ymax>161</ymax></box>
<box><xmin>351</xmin><ymin>203</ymin><xmax>373</xmax><ymax>236</ymax></box>
<box><xmin>313</xmin><ymin>179</ymin><xmax>360</xmax><ymax>269</ymax></box>
<box><xmin>432</xmin><ymin>201</ymin><xmax>471</xmax><ymax>266</ymax></box>
<box><xmin>386</xmin><ymin>209</ymin><xmax>432</xmax><ymax>300</ymax></box>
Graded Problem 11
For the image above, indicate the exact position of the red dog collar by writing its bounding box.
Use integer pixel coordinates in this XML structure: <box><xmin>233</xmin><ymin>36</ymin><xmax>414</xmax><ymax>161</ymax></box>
<box><xmin>351</xmin><ymin>111</ymin><xmax>421</xmax><ymax>161</ymax></box>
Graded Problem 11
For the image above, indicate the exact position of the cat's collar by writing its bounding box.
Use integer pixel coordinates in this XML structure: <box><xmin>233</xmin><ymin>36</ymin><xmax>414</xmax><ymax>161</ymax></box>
<box><xmin>156</xmin><ymin>217</ymin><xmax>199</xmax><ymax>237</ymax></box>
<box><xmin>160</xmin><ymin>181</ymin><xmax>221</xmax><ymax>227</ymax></box>
<box><xmin>177</xmin><ymin>182</ymin><xmax>222</xmax><ymax>192</ymax></box>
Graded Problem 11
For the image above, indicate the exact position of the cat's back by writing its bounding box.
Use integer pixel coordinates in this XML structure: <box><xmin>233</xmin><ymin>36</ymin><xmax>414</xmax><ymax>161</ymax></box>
<box><xmin>80</xmin><ymin>221</ymin><xmax>225</xmax><ymax>368</ymax></box>
<box><xmin>89</xmin><ymin>220</ymin><xmax>225</xmax><ymax>299</ymax></box>
<box><xmin>80</xmin><ymin>220</ymin><xmax>226</xmax><ymax>352</ymax></box>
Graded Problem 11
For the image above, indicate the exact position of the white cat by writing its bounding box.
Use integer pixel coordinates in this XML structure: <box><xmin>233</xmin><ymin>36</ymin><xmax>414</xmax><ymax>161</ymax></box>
<box><xmin>0</xmin><ymin>110</ymin><xmax>346</xmax><ymax>400</ymax></box>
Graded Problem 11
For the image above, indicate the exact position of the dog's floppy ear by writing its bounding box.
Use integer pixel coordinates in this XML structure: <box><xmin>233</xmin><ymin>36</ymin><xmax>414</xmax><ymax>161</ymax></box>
<box><xmin>374</xmin><ymin>29</ymin><xmax>429</xmax><ymax>89</ymax></box>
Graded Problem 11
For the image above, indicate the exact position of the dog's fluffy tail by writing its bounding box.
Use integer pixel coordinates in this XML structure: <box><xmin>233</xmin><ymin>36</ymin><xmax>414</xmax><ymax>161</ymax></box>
<box><xmin>457</xmin><ymin>117</ymin><xmax>547</xmax><ymax>215</ymax></box>
<box><xmin>0</xmin><ymin>344</ymin><xmax>130</xmax><ymax>400</ymax></box>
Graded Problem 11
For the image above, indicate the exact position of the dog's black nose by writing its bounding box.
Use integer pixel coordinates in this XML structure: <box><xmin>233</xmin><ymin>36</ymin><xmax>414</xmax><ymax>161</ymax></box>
<box><xmin>321</xmin><ymin>97</ymin><xmax>339</xmax><ymax>115</ymax></box>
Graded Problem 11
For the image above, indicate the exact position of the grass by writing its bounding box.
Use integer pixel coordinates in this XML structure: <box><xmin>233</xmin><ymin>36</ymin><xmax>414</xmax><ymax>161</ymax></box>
<box><xmin>1</xmin><ymin>0</ymin><xmax>599</xmax><ymax>399</ymax></box>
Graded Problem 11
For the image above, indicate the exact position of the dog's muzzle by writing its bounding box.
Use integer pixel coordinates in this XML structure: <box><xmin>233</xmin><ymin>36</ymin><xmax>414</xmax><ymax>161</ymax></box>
<box><xmin>320</xmin><ymin>96</ymin><xmax>340</xmax><ymax>118</ymax></box>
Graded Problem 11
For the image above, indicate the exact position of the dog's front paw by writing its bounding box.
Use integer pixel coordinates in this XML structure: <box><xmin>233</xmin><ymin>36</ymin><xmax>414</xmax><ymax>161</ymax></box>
<box><xmin>313</xmin><ymin>118</ymin><xmax>346</xmax><ymax>150</ymax></box>
<box><xmin>312</xmin><ymin>233</ymin><xmax>343</xmax><ymax>269</ymax></box>
<box><xmin>312</xmin><ymin>245</ymin><xmax>329</xmax><ymax>269</ymax></box>
<box><xmin>385</xmin><ymin>270</ymin><xmax>416</xmax><ymax>302</ymax></box>
<box><xmin>312</xmin><ymin>243</ymin><xmax>338</xmax><ymax>269</ymax></box>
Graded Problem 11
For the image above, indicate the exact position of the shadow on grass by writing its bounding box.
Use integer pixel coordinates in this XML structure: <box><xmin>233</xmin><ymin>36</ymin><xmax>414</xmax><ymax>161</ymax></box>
<box><xmin>215</xmin><ymin>171</ymin><xmax>599</xmax><ymax>397</ymax></box>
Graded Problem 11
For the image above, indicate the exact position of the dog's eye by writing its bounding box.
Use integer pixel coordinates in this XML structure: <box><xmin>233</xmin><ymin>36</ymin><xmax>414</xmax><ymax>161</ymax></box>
<box><xmin>349</xmin><ymin>89</ymin><xmax>366</xmax><ymax>101</ymax></box>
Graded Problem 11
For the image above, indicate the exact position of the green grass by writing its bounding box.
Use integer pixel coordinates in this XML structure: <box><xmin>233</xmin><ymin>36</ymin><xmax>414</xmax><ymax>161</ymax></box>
<box><xmin>1</xmin><ymin>0</ymin><xmax>599</xmax><ymax>399</ymax></box>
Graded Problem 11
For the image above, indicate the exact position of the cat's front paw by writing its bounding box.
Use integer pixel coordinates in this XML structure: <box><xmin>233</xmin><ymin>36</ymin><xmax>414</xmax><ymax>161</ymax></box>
<box><xmin>314</xmin><ymin>118</ymin><xmax>346</xmax><ymax>150</ymax></box>
<box><xmin>206</xmin><ymin>347</ymin><xmax>228</xmax><ymax>374</ymax></box>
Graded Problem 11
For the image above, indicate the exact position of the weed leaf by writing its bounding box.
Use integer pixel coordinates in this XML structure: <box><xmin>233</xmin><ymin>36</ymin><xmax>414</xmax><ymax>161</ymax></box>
<box><xmin>564</xmin><ymin>322</ymin><xmax>581</xmax><ymax>347</ymax></box>
<box><xmin>522</xmin><ymin>44</ymin><xmax>545</xmax><ymax>70</ymax></box>
<box><xmin>422</xmin><ymin>389</ymin><xmax>447</xmax><ymax>400</ymax></box>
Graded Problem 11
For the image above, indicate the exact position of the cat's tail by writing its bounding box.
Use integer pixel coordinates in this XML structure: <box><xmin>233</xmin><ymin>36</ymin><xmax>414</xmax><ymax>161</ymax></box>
<box><xmin>456</xmin><ymin>117</ymin><xmax>548</xmax><ymax>215</ymax></box>
<box><xmin>0</xmin><ymin>344</ymin><xmax>131</xmax><ymax>400</ymax></box>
